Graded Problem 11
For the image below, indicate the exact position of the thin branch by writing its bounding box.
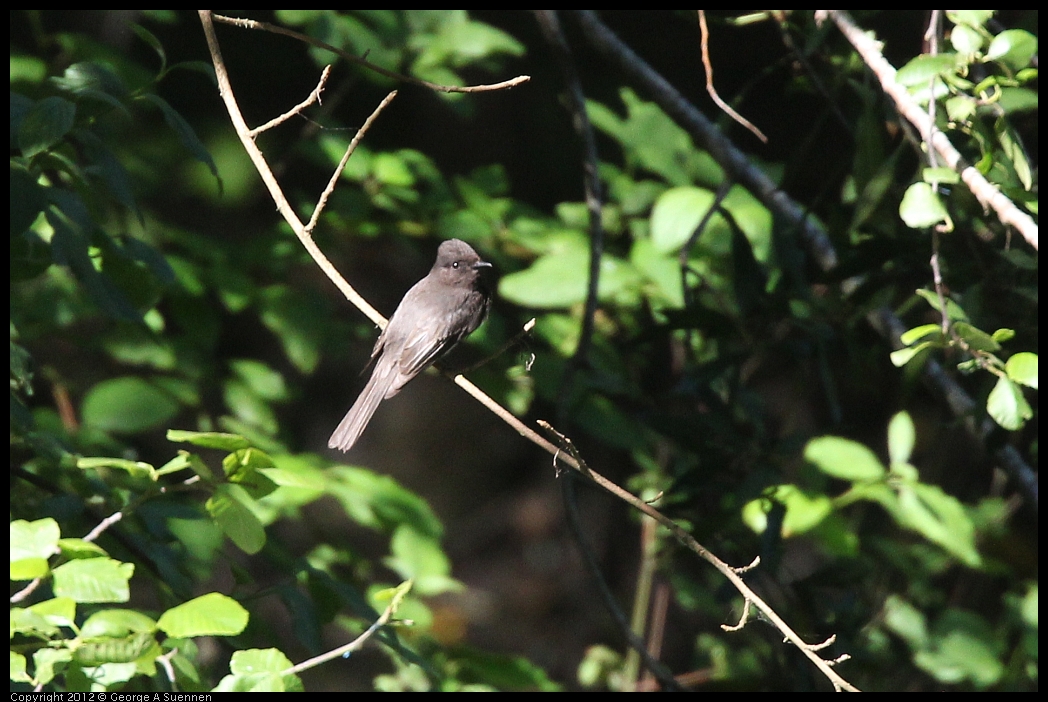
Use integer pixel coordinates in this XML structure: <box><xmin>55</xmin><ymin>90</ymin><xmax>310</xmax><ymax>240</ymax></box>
<box><xmin>282</xmin><ymin>582</ymin><xmax>412</xmax><ymax>676</ymax></box>
<box><xmin>212</xmin><ymin>13</ymin><xmax>530</xmax><ymax>94</ymax></box>
<box><xmin>249</xmin><ymin>64</ymin><xmax>333</xmax><ymax>138</ymax></box>
<box><xmin>307</xmin><ymin>90</ymin><xmax>399</xmax><ymax>239</ymax></box>
<box><xmin>458</xmin><ymin>317</ymin><xmax>536</xmax><ymax>374</ymax></box>
<box><xmin>574</xmin><ymin>10</ymin><xmax>839</xmax><ymax>272</ymax></box>
<box><xmin>824</xmin><ymin>10</ymin><xmax>1038</xmax><ymax>250</ymax></box>
<box><xmin>697</xmin><ymin>11</ymin><xmax>768</xmax><ymax>143</ymax></box>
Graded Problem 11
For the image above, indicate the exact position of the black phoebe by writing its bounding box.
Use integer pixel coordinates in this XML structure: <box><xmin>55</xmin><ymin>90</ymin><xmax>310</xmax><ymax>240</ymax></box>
<box><xmin>328</xmin><ymin>239</ymin><xmax>492</xmax><ymax>451</ymax></box>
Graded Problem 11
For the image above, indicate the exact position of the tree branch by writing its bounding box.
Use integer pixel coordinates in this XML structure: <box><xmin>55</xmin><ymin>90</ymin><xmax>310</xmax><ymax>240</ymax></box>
<box><xmin>574</xmin><ymin>10</ymin><xmax>839</xmax><ymax>272</ymax></box>
<box><xmin>212</xmin><ymin>13</ymin><xmax>530</xmax><ymax>94</ymax></box>
<box><xmin>824</xmin><ymin>10</ymin><xmax>1038</xmax><ymax>251</ymax></box>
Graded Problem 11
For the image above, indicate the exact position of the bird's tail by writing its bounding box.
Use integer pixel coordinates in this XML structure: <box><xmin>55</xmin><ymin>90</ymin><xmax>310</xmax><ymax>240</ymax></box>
<box><xmin>328</xmin><ymin>368</ymin><xmax>393</xmax><ymax>452</ymax></box>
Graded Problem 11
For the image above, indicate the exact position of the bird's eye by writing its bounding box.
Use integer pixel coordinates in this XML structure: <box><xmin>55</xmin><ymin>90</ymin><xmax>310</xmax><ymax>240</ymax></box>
<box><xmin>452</xmin><ymin>261</ymin><xmax>460</xmax><ymax>268</ymax></box>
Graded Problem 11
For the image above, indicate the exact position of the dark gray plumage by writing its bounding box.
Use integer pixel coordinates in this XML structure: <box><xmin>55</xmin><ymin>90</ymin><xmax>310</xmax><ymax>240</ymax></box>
<box><xmin>328</xmin><ymin>239</ymin><xmax>492</xmax><ymax>452</ymax></box>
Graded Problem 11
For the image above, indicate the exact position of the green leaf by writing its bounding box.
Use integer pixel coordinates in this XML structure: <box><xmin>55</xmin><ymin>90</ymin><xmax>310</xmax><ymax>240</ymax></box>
<box><xmin>922</xmin><ymin>167</ymin><xmax>960</xmax><ymax>186</ymax></box>
<box><xmin>996</xmin><ymin>87</ymin><xmax>1038</xmax><ymax>114</ymax></box>
<box><xmin>890</xmin><ymin>341</ymin><xmax>936</xmax><ymax>368</ymax></box>
<box><xmin>991</xmin><ymin>328</ymin><xmax>1016</xmax><ymax>343</ymax></box>
<box><xmin>742</xmin><ymin>484</ymin><xmax>832</xmax><ymax>536</ymax></box>
<box><xmin>51</xmin><ymin>61</ymin><xmax>128</xmax><ymax>101</ymax></box>
<box><xmin>894</xmin><ymin>483</ymin><xmax>981</xmax><ymax>566</ymax></box>
<box><xmin>630</xmin><ymin>237</ymin><xmax>684</xmax><ymax>309</ymax></box>
<box><xmin>985</xmin><ymin>29</ymin><xmax>1038</xmax><ymax>71</ymax></box>
<box><xmin>81</xmin><ymin>377</ymin><xmax>180</xmax><ymax>434</ymax></box>
<box><xmin>28</xmin><ymin>597</ymin><xmax>78</xmax><ymax>630</ymax></box>
<box><xmin>900</xmin><ymin>182</ymin><xmax>950</xmax><ymax>229</ymax></box>
<box><xmin>915</xmin><ymin>288</ymin><xmax>969</xmax><ymax>321</ymax></box>
<box><xmin>650</xmin><ymin>186</ymin><xmax>717</xmax><ymax>253</ymax></box>
<box><xmin>206</xmin><ymin>484</ymin><xmax>266</xmax><ymax>554</ymax></box>
<box><xmin>883</xmin><ymin>594</ymin><xmax>929</xmax><ymax>648</ymax></box>
<box><xmin>167</xmin><ymin>430</ymin><xmax>251</xmax><ymax>451</ymax></box>
<box><xmin>887</xmin><ymin>412</ymin><xmax>916</xmax><ymax>465</ymax></box>
<box><xmin>216</xmin><ymin>648</ymin><xmax>303</xmax><ymax>691</ymax></box>
<box><xmin>157</xmin><ymin>592</ymin><xmax>249</xmax><ymax>638</ymax></box>
<box><xmin>588</xmin><ymin>89</ymin><xmax>711</xmax><ymax>186</ymax></box>
<box><xmin>131</xmin><ymin>24</ymin><xmax>167</xmax><ymax>73</ymax></box>
<box><xmin>953</xmin><ymin>321</ymin><xmax>1000</xmax><ymax>352</ymax></box>
<box><xmin>18</xmin><ymin>96</ymin><xmax>76</xmax><ymax>158</ymax></box>
<box><xmin>900</xmin><ymin>323</ymin><xmax>944</xmax><ymax>346</ymax></box>
<box><xmin>11</xmin><ymin>608</ymin><xmax>61</xmax><ymax>640</ymax></box>
<box><xmin>326</xmin><ymin>465</ymin><xmax>443</xmax><ymax>538</ymax></box>
<box><xmin>805</xmin><ymin>436</ymin><xmax>886</xmax><ymax>482</ymax></box>
<box><xmin>138</xmin><ymin>93</ymin><xmax>220</xmax><ymax>186</ymax></box>
<box><xmin>986</xmin><ymin>375</ymin><xmax>1032</xmax><ymax>430</ymax></box>
<box><xmin>1005</xmin><ymin>351</ymin><xmax>1037</xmax><ymax>389</ymax></box>
<box><xmin>230</xmin><ymin>359</ymin><xmax>289</xmax><ymax>401</ymax></box>
<box><xmin>77</xmin><ymin>456</ymin><xmax>157</xmax><ymax>479</ymax></box>
<box><xmin>896</xmin><ymin>53</ymin><xmax>961</xmax><ymax>86</ymax></box>
<box><xmin>51</xmin><ymin>558</ymin><xmax>134</xmax><ymax>603</ymax></box>
<box><xmin>383</xmin><ymin>527</ymin><xmax>460</xmax><ymax>596</ymax></box>
<box><xmin>498</xmin><ymin>245</ymin><xmax>589</xmax><ymax>308</ymax></box>
<box><xmin>946</xmin><ymin>10</ymin><xmax>995</xmax><ymax>30</ymax></box>
<box><xmin>10</xmin><ymin>517</ymin><xmax>61</xmax><ymax>562</ymax></box>
<box><xmin>913</xmin><ymin>610</ymin><xmax>1004</xmax><ymax>687</ymax></box>
<box><xmin>11</xmin><ymin>652</ymin><xmax>32</xmax><ymax>684</ymax></box>
<box><xmin>722</xmin><ymin>186</ymin><xmax>773</xmax><ymax>264</ymax></box>
<box><xmin>950</xmin><ymin>24</ymin><xmax>985</xmax><ymax>54</ymax></box>
<box><xmin>258</xmin><ymin>285</ymin><xmax>325</xmax><ymax>374</ymax></box>
<box><xmin>11</xmin><ymin>518</ymin><xmax>60</xmax><ymax>580</ymax></box>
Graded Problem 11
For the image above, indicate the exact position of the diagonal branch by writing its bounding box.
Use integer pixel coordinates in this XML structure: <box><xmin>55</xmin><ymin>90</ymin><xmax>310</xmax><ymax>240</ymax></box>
<box><xmin>824</xmin><ymin>10</ymin><xmax>1038</xmax><ymax>251</ymax></box>
<box><xmin>574</xmin><ymin>10</ymin><xmax>839</xmax><ymax>272</ymax></box>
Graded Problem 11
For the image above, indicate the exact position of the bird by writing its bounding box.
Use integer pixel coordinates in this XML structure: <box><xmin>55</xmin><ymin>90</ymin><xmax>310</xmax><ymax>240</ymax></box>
<box><xmin>328</xmin><ymin>239</ymin><xmax>492</xmax><ymax>452</ymax></box>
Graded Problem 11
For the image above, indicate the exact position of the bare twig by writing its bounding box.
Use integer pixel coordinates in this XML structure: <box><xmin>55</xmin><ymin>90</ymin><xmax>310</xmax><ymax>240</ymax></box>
<box><xmin>574</xmin><ymin>10</ymin><xmax>839</xmax><ymax>272</ymax></box>
<box><xmin>250</xmin><ymin>64</ymin><xmax>333</xmax><ymax>138</ymax></box>
<box><xmin>282</xmin><ymin>581</ymin><xmax>412</xmax><ymax>675</ymax></box>
<box><xmin>307</xmin><ymin>90</ymin><xmax>399</xmax><ymax>238</ymax></box>
<box><xmin>697</xmin><ymin>11</ymin><xmax>768</xmax><ymax>143</ymax></box>
<box><xmin>458</xmin><ymin>318</ymin><xmax>536</xmax><ymax>374</ymax></box>
<box><xmin>212</xmin><ymin>13</ymin><xmax>530</xmax><ymax>94</ymax></box>
<box><xmin>824</xmin><ymin>10</ymin><xmax>1038</xmax><ymax>250</ymax></box>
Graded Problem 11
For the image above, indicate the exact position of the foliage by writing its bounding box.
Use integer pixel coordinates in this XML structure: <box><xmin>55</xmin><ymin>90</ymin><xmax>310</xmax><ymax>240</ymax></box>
<box><xmin>11</xmin><ymin>10</ymin><xmax>1037</xmax><ymax>692</ymax></box>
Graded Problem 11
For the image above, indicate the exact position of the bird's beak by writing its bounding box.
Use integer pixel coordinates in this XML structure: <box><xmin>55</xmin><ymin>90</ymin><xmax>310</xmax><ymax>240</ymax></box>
<box><xmin>473</xmin><ymin>260</ymin><xmax>493</xmax><ymax>270</ymax></box>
